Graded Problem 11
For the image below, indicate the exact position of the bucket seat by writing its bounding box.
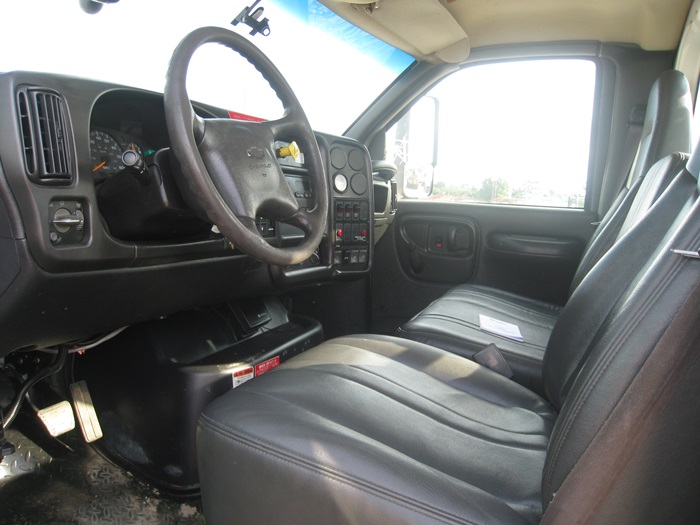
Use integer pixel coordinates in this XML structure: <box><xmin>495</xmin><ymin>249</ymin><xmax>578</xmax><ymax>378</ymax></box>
<box><xmin>396</xmin><ymin>70</ymin><xmax>693</xmax><ymax>391</ymax></box>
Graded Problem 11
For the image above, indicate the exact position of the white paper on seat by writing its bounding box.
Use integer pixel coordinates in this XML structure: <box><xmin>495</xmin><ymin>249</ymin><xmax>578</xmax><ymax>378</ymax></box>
<box><xmin>479</xmin><ymin>314</ymin><xmax>524</xmax><ymax>342</ymax></box>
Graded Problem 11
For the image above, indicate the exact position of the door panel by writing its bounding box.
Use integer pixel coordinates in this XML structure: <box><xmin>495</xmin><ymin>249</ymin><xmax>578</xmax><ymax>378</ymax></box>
<box><xmin>487</xmin><ymin>232</ymin><xmax>582</xmax><ymax>257</ymax></box>
<box><xmin>481</xmin><ymin>231</ymin><xmax>586</xmax><ymax>304</ymax></box>
<box><xmin>371</xmin><ymin>200</ymin><xmax>596</xmax><ymax>334</ymax></box>
<box><xmin>397</xmin><ymin>215</ymin><xmax>479</xmax><ymax>283</ymax></box>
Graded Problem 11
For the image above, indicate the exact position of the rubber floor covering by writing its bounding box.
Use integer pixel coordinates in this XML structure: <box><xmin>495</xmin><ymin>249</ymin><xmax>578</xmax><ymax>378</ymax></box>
<box><xmin>0</xmin><ymin>427</ymin><xmax>205</xmax><ymax>525</ymax></box>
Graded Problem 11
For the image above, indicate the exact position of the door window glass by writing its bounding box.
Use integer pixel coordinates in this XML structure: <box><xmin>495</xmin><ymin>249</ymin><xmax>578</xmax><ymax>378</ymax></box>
<box><xmin>387</xmin><ymin>59</ymin><xmax>597</xmax><ymax>207</ymax></box>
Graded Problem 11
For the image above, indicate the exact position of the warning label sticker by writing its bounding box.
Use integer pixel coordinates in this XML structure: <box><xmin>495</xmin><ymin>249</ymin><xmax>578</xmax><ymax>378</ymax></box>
<box><xmin>255</xmin><ymin>356</ymin><xmax>281</xmax><ymax>377</ymax></box>
<box><xmin>232</xmin><ymin>366</ymin><xmax>255</xmax><ymax>389</ymax></box>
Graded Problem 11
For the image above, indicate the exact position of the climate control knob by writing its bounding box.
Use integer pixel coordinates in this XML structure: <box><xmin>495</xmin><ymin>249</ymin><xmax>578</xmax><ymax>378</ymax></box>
<box><xmin>51</xmin><ymin>208</ymin><xmax>84</xmax><ymax>234</ymax></box>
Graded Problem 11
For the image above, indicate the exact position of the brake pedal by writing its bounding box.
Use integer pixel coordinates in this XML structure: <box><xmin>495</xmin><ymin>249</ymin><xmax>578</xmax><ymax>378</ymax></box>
<box><xmin>70</xmin><ymin>381</ymin><xmax>103</xmax><ymax>443</ymax></box>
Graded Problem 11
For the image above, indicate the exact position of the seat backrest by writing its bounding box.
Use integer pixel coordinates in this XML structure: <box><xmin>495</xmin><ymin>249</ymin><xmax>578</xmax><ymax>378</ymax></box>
<box><xmin>540</xmin><ymin>150</ymin><xmax>700</xmax><ymax>521</ymax></box>
<box><xmin>567</xmin><ymin>70</ymin><xmax>693</xmax><ymax>296</ymax></box>
<box><xmin>543</xmin><ymin>152</ymin><xmax>692</xmax><ymax>408</ymax></box>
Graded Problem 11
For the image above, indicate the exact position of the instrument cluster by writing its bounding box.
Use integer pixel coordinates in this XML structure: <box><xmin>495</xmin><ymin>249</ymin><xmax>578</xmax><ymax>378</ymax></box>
<box><xmin>89</xmin><ymin>128</ymin><xmax>154</xmax><ymax>183</ymax></box>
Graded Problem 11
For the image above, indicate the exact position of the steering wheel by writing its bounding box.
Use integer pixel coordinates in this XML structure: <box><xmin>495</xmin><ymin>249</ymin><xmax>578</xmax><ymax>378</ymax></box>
<box><xmin>164</xmin><ymin>26</ymin><xmax>329</xmax><ymax>266</ymax></box>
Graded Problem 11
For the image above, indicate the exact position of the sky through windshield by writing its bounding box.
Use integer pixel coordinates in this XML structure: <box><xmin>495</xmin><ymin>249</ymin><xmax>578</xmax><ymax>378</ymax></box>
<box><xmin>0</xmin><ymin>0</ymin><xmax>413</xmax><ymax>134</ymax></box>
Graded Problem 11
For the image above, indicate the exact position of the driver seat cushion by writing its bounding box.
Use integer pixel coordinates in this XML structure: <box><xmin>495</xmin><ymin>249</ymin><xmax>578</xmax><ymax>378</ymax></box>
<box><xmin>198</xmin><ymin>335</ymin><xmax>556</xmax><ymax>525</ymax></box>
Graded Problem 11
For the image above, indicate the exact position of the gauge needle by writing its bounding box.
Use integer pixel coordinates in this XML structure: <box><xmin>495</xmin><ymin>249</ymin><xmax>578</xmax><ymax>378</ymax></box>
<box><xmin>92</xmin><ymin>161</ymin><xmax>107</xmax><ymax>172</ymax></box>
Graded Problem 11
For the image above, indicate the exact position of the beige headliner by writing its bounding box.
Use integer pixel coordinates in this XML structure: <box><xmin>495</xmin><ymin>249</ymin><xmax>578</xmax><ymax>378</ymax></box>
<box><xmin>323</xmin><ymin>0</ymin><xmax>693</xmax><ymax>63</ymax></box>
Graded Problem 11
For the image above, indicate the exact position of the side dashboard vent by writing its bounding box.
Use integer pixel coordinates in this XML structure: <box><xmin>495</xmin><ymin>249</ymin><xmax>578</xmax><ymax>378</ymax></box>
<box><xmin>16</xmin><ymin>87</ymin><xmax>73</xmax><ymax>184</ymax></box>
<box><xmin>390</xmin><ymin>179</ymin><xmax>398</xmax><ymax>214</ymax></box>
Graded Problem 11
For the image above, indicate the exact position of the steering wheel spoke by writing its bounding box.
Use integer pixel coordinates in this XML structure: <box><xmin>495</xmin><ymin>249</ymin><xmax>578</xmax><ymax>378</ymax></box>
<box><xmin>265</xmin><ymin>115</ymin><xmax>301</xmax><ymax>141</ymax></box>
<box><xmin>165</xmin><ymin>26</ymin><xmax>328</xmax><ymax>266</ymax></box>
<box><xmin>283</xmin><ymin>207</ymin><xmax>317</xmax><ymax>234</ymax></box>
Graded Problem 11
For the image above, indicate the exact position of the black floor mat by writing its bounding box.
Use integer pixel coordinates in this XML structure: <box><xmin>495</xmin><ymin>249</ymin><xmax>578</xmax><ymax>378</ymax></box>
<box><xmin>0</xmin><ymin>427</ymin><xmax>205</xmax><ymax>525</ymax></box>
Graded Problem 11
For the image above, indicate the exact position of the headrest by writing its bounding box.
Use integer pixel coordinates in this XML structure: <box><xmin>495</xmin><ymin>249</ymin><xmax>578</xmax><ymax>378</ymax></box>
<box><xmin>632</xmin><ymin>70</ymin><xmax>693</xmax><ymax>183</ymax></box>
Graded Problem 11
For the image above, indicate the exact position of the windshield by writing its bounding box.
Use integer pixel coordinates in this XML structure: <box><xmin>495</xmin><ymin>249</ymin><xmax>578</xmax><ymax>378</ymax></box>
<box><xmin>0</xmin><ymin>0</ymin><xmax>413</xmax><ymax>134</ymax></box>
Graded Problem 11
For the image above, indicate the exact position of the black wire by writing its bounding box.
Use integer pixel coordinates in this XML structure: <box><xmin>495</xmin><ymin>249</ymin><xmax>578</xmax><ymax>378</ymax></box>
<box><xmin>2</xmin><ymin>346</ymin><xmax>68</xmax><ymax>429</ymax></box>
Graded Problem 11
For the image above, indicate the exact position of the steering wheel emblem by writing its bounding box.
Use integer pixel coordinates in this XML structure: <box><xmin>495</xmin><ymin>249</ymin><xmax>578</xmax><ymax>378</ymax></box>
<box><xmin>246</xmin><ymin>146</ymin><xmax>264</xmax><ymax>159</ymax></box>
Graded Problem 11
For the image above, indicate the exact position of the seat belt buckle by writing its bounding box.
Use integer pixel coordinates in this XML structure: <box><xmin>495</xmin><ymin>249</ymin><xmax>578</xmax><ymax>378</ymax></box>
<box><xmin>473</xmin><ymin>343</ymin><xmax>514</xmax><ymax>378</ymax></box>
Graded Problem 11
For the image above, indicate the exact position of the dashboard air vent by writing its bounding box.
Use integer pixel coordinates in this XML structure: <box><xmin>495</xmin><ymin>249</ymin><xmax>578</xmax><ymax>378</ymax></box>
<box><xmin>390</xmin><ymin>179</ymin><xmax>398</xmax><ymax>214</ymax></box>
<box><xmin>16</xmin><ymin>88</ymin><xmax>73</xmax><ymax>184</ymax></box>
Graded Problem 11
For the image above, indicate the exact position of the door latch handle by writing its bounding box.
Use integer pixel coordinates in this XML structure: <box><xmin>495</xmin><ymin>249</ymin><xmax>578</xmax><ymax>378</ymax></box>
<box><xmin>408</xmin><ymin>242</ymin><xmax>424</xmax><ymax>274</ymax></box>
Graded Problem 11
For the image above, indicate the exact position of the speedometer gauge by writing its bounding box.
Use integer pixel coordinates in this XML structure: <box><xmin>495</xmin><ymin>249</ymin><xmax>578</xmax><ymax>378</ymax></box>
<box><xmin>90</xmin><ymin>129</ymin><xmax>124</xmax><ymax>180</ymax></box>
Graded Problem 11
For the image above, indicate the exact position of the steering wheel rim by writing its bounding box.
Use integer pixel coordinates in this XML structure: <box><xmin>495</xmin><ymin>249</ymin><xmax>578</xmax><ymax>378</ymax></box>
<box><xmin>164</xmin><ymin>26</ymin><xmax>328</xmax><ymax>266</ymax></box>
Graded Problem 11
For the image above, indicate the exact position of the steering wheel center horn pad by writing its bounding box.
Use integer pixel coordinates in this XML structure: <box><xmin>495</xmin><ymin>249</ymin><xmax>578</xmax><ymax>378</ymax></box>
<box><xmin>197</xmin><ymin>119</ymin><xmax>298</xmax><ymax>223</ymax></box>
<box><xmin>165</xmin><ymin>26</ymin><xmax>328</xmax><ymax>266</ymax></box>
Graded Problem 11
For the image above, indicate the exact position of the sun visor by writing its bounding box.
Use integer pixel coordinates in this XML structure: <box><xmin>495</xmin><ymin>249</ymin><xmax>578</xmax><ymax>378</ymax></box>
<box><xmin>321</xmin><ymin>0</ymin><xmax>470</xmax><ymax>63</ymax></box>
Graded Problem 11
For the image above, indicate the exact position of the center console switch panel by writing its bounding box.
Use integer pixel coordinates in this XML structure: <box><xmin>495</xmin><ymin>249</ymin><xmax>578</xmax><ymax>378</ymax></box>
<box><xmin>327</xmin><ymin>138</ymin><xmax>372</xmax><ymax>273</ymax></box>
<box><xmin>268</xmin><ymin>134</ymin><xmax>373</xmax><ymax>287</ymax></box>
<box><xmin>333</xmin><ymin>199</ymin><xmax>369</xmax><ymax>267</ymax></box>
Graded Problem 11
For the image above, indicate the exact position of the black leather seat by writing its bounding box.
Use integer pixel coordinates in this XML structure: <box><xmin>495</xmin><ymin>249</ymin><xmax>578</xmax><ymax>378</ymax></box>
<box><xmin>397</xmin><ymin>70</ymin><xmax>693</xmax><ymax>391</ymax></box>
<box><xmin>197</xmin><ymin>150</ymin><xmax>700</xmax><ymax>523</ymax></box>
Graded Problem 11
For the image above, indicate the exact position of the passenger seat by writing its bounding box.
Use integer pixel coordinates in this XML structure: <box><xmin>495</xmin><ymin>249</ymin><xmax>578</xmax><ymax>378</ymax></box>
<box><xmin>396</xmin><ymin>70</ymin><xmax>693</xmax><ymax>392</ymax></box>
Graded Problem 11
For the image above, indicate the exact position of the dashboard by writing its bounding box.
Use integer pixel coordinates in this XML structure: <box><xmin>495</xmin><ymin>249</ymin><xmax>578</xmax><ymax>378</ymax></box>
<box><xmin>0</xmin><ymin>71</ymin><xmax>373</xmax><ymax>357</ymax></box>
